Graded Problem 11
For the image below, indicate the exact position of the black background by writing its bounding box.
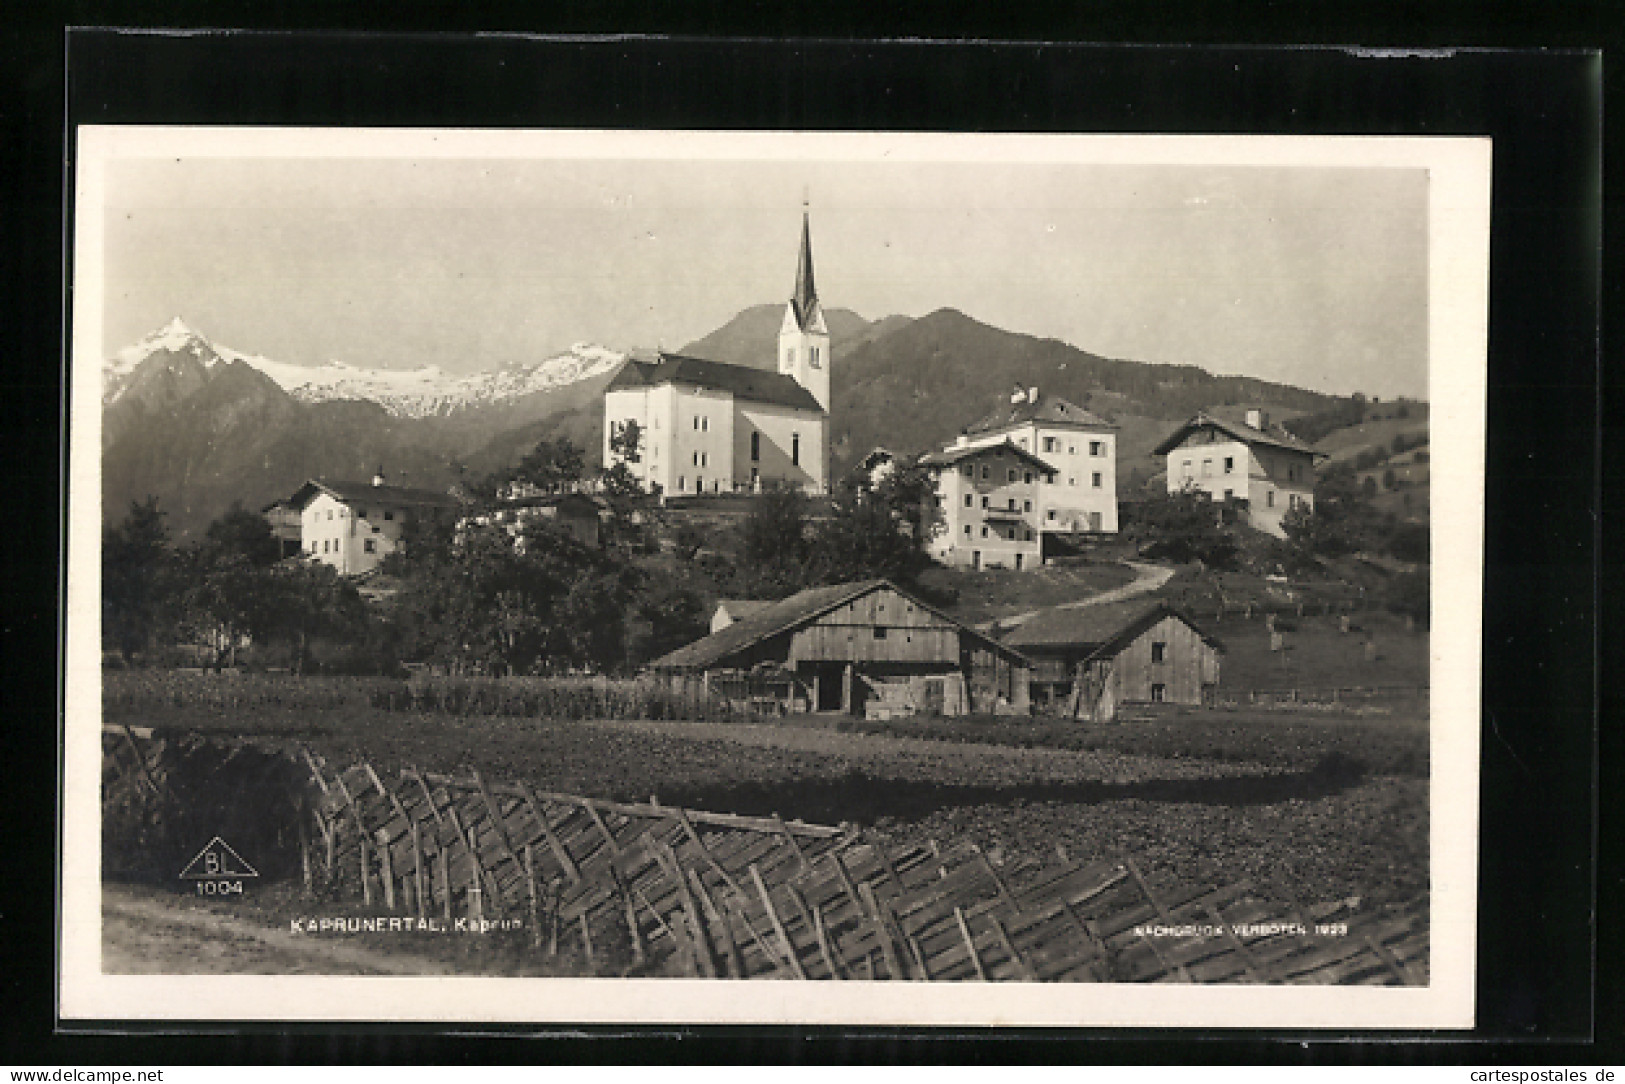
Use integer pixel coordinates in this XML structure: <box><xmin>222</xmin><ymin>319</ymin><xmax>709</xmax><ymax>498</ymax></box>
<box><xmin>2</xmin><ymin>10</ymin><xmax>1610</xmax><ymax>1067</ymax></box>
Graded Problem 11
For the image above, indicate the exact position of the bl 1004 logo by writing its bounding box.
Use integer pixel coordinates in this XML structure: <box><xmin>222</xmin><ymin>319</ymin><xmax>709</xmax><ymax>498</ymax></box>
<box><xmin>179</xmin><ymin>836</ymin><xmax>259</xmax><ymax>896</ymax></box>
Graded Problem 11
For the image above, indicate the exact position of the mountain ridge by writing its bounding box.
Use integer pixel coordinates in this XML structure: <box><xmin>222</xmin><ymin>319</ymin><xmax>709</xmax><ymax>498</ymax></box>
<box><xmin>100</xmin><ymin>307</ymin><xmax>1398</xmax><ymax>538</ymax></box>
<box><xmin>105</xmin><ymin>319</ymin><xmax>627</xmax><ymax>419</ymax></box>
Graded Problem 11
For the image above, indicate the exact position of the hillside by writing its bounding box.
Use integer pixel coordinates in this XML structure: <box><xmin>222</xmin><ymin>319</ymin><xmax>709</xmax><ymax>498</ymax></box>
<box><xmin>1313</xmin><ymin>403</ymin><xmax>1431</xmax><ymax>466</ymax></box>
<box><xmin>829</xmin><ymin>308</ymin><xmax>1343</xmax><ymax>476</ymax></box>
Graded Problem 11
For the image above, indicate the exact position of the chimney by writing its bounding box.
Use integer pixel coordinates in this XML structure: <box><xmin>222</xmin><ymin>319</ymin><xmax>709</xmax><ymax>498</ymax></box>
<box><xmin>1010</xmin><ymin>386</ymin><xmax>1026</xmax><ymax>404</ymax></box>
<box><xmin>372</xmin><ymin>466</ymin><xmax>386</xmax><ymax>487</ymax></box>
<box><xmin>1028</xmin><ymin>386</ymin><xmax>1039</xmax><ymax>404</ymax></box>
<box><xmin>1245</xmin><ymin>409</ymin><xmax>1268</xmax><ymax>431</ymax></box>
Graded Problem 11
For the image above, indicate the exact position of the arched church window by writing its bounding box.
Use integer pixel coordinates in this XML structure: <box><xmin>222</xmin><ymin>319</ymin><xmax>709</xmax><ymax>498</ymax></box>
<box><xmin>751</xmin><ymin>432</ymin><xmax>760</xmax><ymax>462</ymax></box>
<box><xmin>792</xmin><ymin>433</ymin><xmax>800</xmax><ymax>467</ymax></box>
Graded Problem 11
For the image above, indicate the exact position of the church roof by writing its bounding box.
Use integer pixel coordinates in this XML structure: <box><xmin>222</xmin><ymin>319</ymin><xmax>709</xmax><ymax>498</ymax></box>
<box><xmin>606</xmin><ymin>353</ymin><xmax>825</xmax><ymax>414</ymax></box>
<box><xmin>966</xmin><ymin>390</ymin><xmax>1116</xmax><ymax>435</ymax></box>
<box><xmin>789</xmin><ymin>210</ymin><xmax>820</xmax><ymax>332</ymax></box>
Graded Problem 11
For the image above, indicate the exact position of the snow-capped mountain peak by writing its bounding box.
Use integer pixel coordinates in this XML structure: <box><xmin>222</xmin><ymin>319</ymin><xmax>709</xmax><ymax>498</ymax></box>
<box><xmin>105</xmin><ymin>321</ymin><xmax>626</xmax><ymax>417</ymax></box>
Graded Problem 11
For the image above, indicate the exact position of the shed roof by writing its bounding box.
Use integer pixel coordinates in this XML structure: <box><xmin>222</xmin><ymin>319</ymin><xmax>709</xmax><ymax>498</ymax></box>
<box><xmin>606</xmin><ymin>352</ymin><xmax>825</xmax><ymax>414</ymax></box>
<box><xmin>289</xmin><ymin>479</ymin><xmax>462</xmax><ymax>512</ymax></box>
<box><xmin>918</xmin><ymin>439</ymin><xmax>1059</xmax><ymax>478</ymax></box>
<box><xmin>653</xmin><ymin>578</ymin><xmax>1031</xmax><ymax>671</ymax></box>
<box><xmin>1151</xmin><ymin>411</ymin><xmax>1322</xmax><ymax>458</ymax></box>
<box><xmin>1002</xmin><ymin>600</ymin><xmax>1223</xmax><ymax>661</ymax></box>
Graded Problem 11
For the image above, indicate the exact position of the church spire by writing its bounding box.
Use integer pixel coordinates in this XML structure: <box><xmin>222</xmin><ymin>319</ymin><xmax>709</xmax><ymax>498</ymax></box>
<box><xmin>791</xmin><ymin>202</ymin><xmax>819</xmax><ymax>331</ymax></box>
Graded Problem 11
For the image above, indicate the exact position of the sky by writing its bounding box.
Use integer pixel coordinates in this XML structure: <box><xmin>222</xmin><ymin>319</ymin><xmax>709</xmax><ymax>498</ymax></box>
<box><xmin>99</xmin><ymin>151</ymin><xmax>1430</xmax><ymax>400</ymax></box>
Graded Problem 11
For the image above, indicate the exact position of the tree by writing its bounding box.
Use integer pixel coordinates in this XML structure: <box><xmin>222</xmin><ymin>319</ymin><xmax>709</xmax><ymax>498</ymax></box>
<box><xmin>387</xmin><ymin>519</ymin><xmax>638</xmax><ymax>675</ymax></box>
<box><xmin>203</xmin><ymin>501</ymin><xmax>283</xmax><ymax>567</ymax></box>
<box><xmin>261</xmin><ymin>561</ymin><xmax>370</xmax><ymax>674</ymax></box>
<box><xmin>1282</xmin><ymin>467</ymin><xmax>1392</xmax><ymax>559</ymax></box>
<box><xmin>1385</xmin><ymin>568</ymin><xmax>1429</xmax><ymax>627</ymax></box>
<box><xmin>629</xmin><ymin>582</ymin><xmax>709</xmax><ymax>664</ymax></box>
<box><xmin>870</xmin><ymin>459</ymin><xmax>945</xmax><ymax>552</ymax></box>
<box><xmin>177</xmin><ymin>550</ymin><xmax>282</xmax><ymax>668</ymax></box>
<box><xmin>735</xmin><ymin>485</ymin><xmax>814</xmax><ymax>597</ymax></box>
<box><xmin>1134</xmin><ymin>486</ymin><xmax>1238</xmax><ymax>568</ymax></box>
<box><xmin>813</xmin><ymin>462</ymin><xmax>943</xmax><ymax>587</ymax></box>
<box><xmin>103</xmin><ymin>497</ymin><xmax>180</xmax><ymax>661</ymax></box>
<box><xmin>598</xmin><ymin>461</ymin><xmax>649</xmax><ymax>552</ymax></box>
<box><xmin>512</xmin><ymin>438</ymin><xmax>586</xmax><ymax>494</ymax></box>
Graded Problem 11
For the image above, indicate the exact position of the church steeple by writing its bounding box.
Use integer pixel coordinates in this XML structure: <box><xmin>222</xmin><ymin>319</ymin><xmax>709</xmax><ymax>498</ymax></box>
<box><xmin>778</xmin><ymin>200</ymin><xmax>830</xmax><ymax>412</ymax></box>
<box><xmin>790</xmin><ymin>207</ymin><xmax>820</xmax><ymax>331</ymax></box>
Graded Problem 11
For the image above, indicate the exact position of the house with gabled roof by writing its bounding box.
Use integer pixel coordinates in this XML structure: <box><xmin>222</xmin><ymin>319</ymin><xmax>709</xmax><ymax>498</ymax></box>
<box><xmin>959</xmin><ymin>385</ymin><xmax>1121</xmax><ymax>535</ymax></box>
<box><xmin>1002</xmin><ymin>600</ymin><xmax>1222</xmax><ymax>720</ymax></box>
<box><xmin>287</xmin><ymin>472</ymin><xmax>461</xmax><ymax>576</ymax></box>
<box><xmin>1152</xmin><ymin>408</ymin><xmax>1326</xmax><ymax>538</ymax></box>
<box><xmin>603</xmin><ymin>208</ymin><xmax>831</xmax><ymax>497</ymax></box>
<box><xmin>653</xmin><ymin>578</ymin><xmax>1034</xmax><ymax>717</ymax></box>
<box><xmin>919</xmin><ymin>438</ymin><xmax>1058</xmax><ymax>571</ymax></box>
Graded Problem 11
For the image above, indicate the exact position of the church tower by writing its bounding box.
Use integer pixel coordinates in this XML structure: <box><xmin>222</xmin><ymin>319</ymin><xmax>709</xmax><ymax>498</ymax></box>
<box><xmin>778</xmin><ymin>205</ymin><xmax>831</xmax><ymax>412</ymax></box>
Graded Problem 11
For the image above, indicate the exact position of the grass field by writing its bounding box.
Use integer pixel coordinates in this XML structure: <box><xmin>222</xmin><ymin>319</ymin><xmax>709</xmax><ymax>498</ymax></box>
<box><xmin>104</xmin><ymin>672</ymin><xmax>1428</xmax><ymax>910</ymax></box>
<box><xmin>1313</xmin><ymin>408</ymin><xmax>1430</xmax><ymax>465</ymax></box>
<box><xmin>918</xmin><ymin>561</ymin><xmax>1140</xmax><ymax>624</ymax></box>
<box><xmin>1206</xmin><ymin>610</ymin><xmax>1429</xmax><ymax>692</ymax></box>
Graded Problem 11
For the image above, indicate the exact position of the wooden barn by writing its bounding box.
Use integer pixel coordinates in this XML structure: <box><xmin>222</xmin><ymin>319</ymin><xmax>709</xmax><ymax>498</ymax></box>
<box><xmin>1002</xmin><ymin>600</ymin><xmax>1222</xmax><ymax>721</ymax></box>
<box><xmin>653</xmin><ymin>579</ymin><xmax>1034</xmax><ymax>718</ymax></box>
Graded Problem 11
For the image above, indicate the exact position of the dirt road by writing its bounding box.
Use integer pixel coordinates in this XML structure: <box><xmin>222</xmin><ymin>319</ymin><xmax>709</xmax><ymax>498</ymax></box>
<box><xmin>995</xmin><ymin>559</ymin><xmax>1177</xmax><ymax>630</ymax></box>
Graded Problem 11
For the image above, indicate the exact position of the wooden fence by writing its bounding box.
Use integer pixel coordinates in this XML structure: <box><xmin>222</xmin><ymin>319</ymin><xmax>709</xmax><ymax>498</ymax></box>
<box><xmin>292</xmin><ymin>746</ymin><xmax>1428</xmax><ymax>984</ymax></box>
<box><xmin>102</xmin><ymin>727</ymin><xmax>1427</xmax><ymax>984</ymax></box>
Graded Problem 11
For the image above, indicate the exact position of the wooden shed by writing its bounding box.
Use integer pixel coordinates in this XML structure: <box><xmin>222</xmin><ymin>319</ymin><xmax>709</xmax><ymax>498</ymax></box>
<box><xmin>653</xmin><ymin>579</ymin><xmax>1034</xmax><ymax>717</ymax></box>
<box><xmin>1002</xmin><ymin>600</ymin><xmax>1222</xmax><ymax>721</ymax></box>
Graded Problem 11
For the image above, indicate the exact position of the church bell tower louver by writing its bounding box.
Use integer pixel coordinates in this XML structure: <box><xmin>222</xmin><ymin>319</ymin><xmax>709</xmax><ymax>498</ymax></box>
<box><xmin>778</xmin><ymin>204</ymin><xmax>831</xmax><ymax>413</ymax></box>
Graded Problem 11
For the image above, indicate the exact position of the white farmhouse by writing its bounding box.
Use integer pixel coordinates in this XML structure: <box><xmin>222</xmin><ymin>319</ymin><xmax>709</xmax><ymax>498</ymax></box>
<box><xmin>955</xmin><ymin>387</ymin><xmax>1120</xmax><ymax>534</ymax></box>
<box><xmin>603</xmin><ymin>209</ymin><xmax>830</xmax><ymax>496</ymax></box>
<box><xmin>1152</xmin><ymin>409</ymin><xmax>1325</xmax><ymax>538</ymax></box>
<box><xmin>289</xmin><ymin>473</ymin><xmax>461</xmax><ymax>576</ymax></box>
<box><xmin>919</xmin><ymin>439</ymin><xmax>1057</xmax><ymax>571</ymax></box>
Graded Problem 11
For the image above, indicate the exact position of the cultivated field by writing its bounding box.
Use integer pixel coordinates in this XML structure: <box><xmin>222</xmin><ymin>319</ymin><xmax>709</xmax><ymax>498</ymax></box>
<box><xmin>104</xmin><ymin>672</ymin><xmax>1428</xmax><ymax>912</ymax></box>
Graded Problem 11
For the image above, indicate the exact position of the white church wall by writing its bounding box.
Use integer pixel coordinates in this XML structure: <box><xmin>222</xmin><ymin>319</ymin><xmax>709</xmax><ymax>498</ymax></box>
<box><xmin>735</xmin><ymin>401</ymin><xmax>825</xmax><ymax>493</ymax></box>
<box><xmin>670</xmin><ymin>385</ymin><xmax>735</xmax><ymax>495</ymax></box>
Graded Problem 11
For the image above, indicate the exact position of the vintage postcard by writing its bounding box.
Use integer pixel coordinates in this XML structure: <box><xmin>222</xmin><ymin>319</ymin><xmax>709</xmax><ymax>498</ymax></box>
<box><xmin>63</xmin><ymin>128</ymin><xmax>1487</xmax><ymax>1027</ymax></box>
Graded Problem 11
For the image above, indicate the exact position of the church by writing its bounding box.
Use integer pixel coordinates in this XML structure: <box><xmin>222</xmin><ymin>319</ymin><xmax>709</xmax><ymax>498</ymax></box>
<box><xmin>602</xmin><ymin>210</ymin><xmax>831</xmax><ymax>496</ymax></box>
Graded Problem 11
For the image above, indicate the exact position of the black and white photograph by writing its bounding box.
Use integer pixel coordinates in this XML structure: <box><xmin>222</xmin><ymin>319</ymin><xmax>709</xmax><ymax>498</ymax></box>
<box><xmin>63</xmin><ymin>127</ymin><xmax>1487</xmax><ymax>1027</ymax></box>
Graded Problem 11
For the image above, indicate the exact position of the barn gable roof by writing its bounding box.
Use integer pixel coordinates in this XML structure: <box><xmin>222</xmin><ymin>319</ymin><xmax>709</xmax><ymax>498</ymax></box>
<box><xmin>1151</xmin><ymin>411</ymin><xmax>1322</xmax><ymax>458</ymax></box>
<box><xmin>606</xmin><ymin>353</ymin><xmax>825</xmax><ymax>414</ymax></box>
<box><xmin>1002</xmin><ymin>600</ymin><xmax>1223</xmax><ymax>662</ymax></box>
<box><xmin>714</xmin><ymin>599</ymin><xmax>774</xmax><ymax>622</ymax></box>
<box><xmin>653</xmin><ymin>579</ymin><xmax>1031</xmax><ymax>672</ymax></box>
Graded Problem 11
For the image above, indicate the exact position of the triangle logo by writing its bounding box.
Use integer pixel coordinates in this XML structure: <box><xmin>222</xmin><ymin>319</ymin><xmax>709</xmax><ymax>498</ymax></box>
<box><xmin>179</xmin><ymin>836</ymin><xmax>260</xmax><ymax>879</ymax></box>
